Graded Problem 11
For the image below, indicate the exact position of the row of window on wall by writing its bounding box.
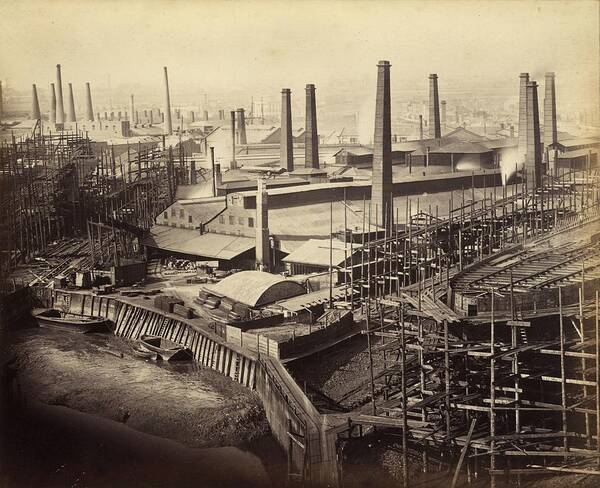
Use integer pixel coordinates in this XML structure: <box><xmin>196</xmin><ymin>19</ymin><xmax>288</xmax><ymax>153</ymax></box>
<box><xmin>164</xmin><ymin>209</ymin><xmax>193</xmax><ymax>224</ymax></box>
<box><xmin>218</xmin><ymin>214</ymin><xmax>254</xmax><ymax>228</ymax></box>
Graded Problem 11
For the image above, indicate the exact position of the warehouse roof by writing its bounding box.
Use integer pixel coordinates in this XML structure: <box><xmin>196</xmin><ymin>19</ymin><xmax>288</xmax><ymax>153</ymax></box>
<box><xmin>432</xmin><ymin>141</ymin><xmax>493</xmax><ymax>154</ymax></box>
<box><xmin>282</xmin><ymin>239</ymin><xmax>351</xmax><ymax>267</ymax></box>
<box><xmin>206</xmin><ymin>270</ymin><xmax>306</xmax><ymax>307</ymax></box>
<box><xmin>144</xmin><ymin>226</ymin><xmax>254</xmax><ymax>260</ymax></box>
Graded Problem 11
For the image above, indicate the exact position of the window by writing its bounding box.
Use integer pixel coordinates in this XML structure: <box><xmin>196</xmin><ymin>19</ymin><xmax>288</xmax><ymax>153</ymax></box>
<box><xmin>229</xmin><ymin>215</ymin><xmax>235</xmax><ymax>225</ymax></box>
<box><xmin>188</xmin><ymin>215</ymin><xmax>193</xmax><ymax>223</ymax></box>
<box><xmin>164</xmin><ymin>212</ymin><xmax>168</xmax><ymax>219</ymax></box>
<box><xmin>179</xmin><ymin>209</ymin><xmax>184</xmax><ymax>219</ymax></box>
<box><xmin>219</xmin><ymin>215</ymin><xmax>225</xmax><ymax>224</ymax></box>
<box><xmin>238</xmin><ymin>217</ymin><xmax>244</xmax><ymax>225</ymax></box>
<box><xmin>248</xmin><ymin>217</ymin><xmax>254</xmax><ymax>228</ymax></box>
<box><xmin>171</xmin><ymin>208</ymin><xmax>176</xmax><ymax>217</ymax></box>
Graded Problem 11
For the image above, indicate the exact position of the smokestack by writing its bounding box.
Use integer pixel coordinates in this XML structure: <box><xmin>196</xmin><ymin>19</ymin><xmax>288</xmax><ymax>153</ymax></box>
<box><xmin>210</xmin><ymin>146</ymin><xmax>222</xmax><ymax>197</ymax></box>
<box><xmin>149</xmin><ymin>111</ymin><xmax>154</xmax><ymax>125</ymax></box>
<box><xmin>190</xmin><ymin>111</ymin><xmax>195</xmax><ymax>123</ymax></box>
<box><xmin>230</xmin><ymin>110</ymin><xmax>237</xmax><ymax>169</ymax></box>
<box><xmin>428</xmin><ymin>74</ymin><xmax>441</xmax><ymax>138</ymax></box>
<box><xmin>419</xmin><ymin>114</ymin><xmax>423</xmax><ymax>140</ymax></box>
<box><xmin>66</xmin><ymin>83</ymin><xmax>76</xmax><ymax>122</ymax></box>
<box><xmin>85</xmin><ymin>82</ymin><xmax>94</xmax><ymax>121</ymax></box>
<box><xmin>130</xmin><ymin>94</ymin><xmax>135</xmax><ymax>126</ymax></box>
<box><xmin>255</xmin><ymin>177</ymin><xmax>271</xmax><ymax>271</ymax></box>
<box><xmin>372</xmin><ymin>60</ymin><xmax>393</xmax><ymax>230</ymax></box>
<box><xmin>544</xmin><ymin>72</ymin><xmax>558</xmax><ymax>171</ymax></box>
<box><xmin>237</xmin><ymin>108</ymin><xmax>247</xmax><ymax>144</ymax></box>
<box><xmin>280</xmin><ymin>88</ymin><xmax>293</xmax><ymax>172</ymax></box>
<box><xmin>204</xmin><ymin>110</ymin><xmax>209</xmax><ymax>121</ymax></box>
<box><xmin>31</xmin><ymin>84</ymin><xmax>41</xmax><ymax>120</ymax></box>
<box><xmin>0</xmin><ymin>81</ymin><xmax>3</xmax><ymax>123</ymax></box>
<box><xmin>190</xmin><ymin>160</ymin><xmax>197</xmax><ymax>184</ymax></box>
<box><xmin>441</xmin><ymin>100</ymin><xmax>447</xmax><ymax>132</ymax></box>
<box><xmin>517</xmin><ymin>72</ymin><xmax>530</xmax><ymax>161</ymax></box>
<box><xmin>304</xmin><ymin>84</ymin><xmax>319</xmax><ymax>168</ymax></box>
<box><xmin>525</xmin><ymin>80</ymin><xmax>543</xmax><ymax>188</ymax></box>
<box><xmin>55</xmin><ymin>64</ymin><xmax>65</xmax><ymax>124</ymax></box>
<box><xmin>163</xmin><ymin>66</ymin><xmax>173</xmax><ymax>135</ymax></box>
<box><xmin>50</xmin><ymin>83</ymin><xmax>56</xmax><ymax>124</ymax></box>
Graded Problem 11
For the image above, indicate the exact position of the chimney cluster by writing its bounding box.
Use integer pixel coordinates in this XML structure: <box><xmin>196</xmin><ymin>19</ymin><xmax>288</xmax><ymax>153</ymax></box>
<box><xmin>517</xmin><ymin>71</ymin><xmax>557</xmax><ymax>187</ymax></box>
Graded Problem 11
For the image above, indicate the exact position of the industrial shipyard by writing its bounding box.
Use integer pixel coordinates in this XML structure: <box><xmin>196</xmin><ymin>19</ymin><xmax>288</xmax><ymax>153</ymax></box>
<box><xmin>1</xmin><ymin>2</ymin><xmax>600</xmax><ymax>487</ymax></box>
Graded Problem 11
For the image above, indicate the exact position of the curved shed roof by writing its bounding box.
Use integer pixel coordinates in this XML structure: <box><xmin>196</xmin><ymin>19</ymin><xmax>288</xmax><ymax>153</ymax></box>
<box><xmin>207</xmin><ymin>271</ymin><xmax>306</xmax><ymax>308</ymax></box>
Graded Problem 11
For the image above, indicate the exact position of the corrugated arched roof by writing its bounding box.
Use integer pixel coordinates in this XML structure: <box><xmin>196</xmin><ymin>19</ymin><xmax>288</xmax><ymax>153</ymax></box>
<box><xmin>207</xmin><ymin>270</ymin><xmax>306</xmax><ymax>308</ymax></box>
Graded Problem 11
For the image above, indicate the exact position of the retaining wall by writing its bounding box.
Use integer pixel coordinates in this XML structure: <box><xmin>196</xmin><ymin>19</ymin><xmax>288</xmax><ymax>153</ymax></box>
<box><xmin>35</xmin><ymin>289</ymin><xmax>343</xmax><ymax>487</ymax></box>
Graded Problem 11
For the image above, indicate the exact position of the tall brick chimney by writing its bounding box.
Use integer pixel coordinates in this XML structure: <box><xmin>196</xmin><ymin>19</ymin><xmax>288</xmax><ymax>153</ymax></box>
<box><xmin>49</xmin><ymin>84</ymin><xmax>56</xmax><ymax>124</ymax></box>
<box><xmin>419</xmin><ymin>114</ymin><xmax>423</xmax><ymax>140</ymax></box>
<box><xmin>441</xmin><ymin>100</ymin><xmax>447</xmax><ymax>132</ymax></box>
<box><xmin>544</xmin><ymin>72</ymin><xmax>558</xmax><ymax>171</ymax></box>
<box><xmin>304</xmin><ymin>84</ymin><xmax>319</xmax><ymax>168</ymax></box>
<box><xmin>372</xmin><ymin>60</ymin><xmax>393</xmax><ymax>230</ymax></box>
<box><xmin>236</xmin><ymin>108</ymin><xmax>247</xmax><ymax>144</ymax></box>
<box><xmin>190</xmin><ymin>160</ymin><xmax>197</xmax><ymax>184</ymax></box>
<box><xmin>525</xmin><ymin>81</ymin><xmax>543</xmax><ymax>188</ymax></box>
<box><xmin>66</xmin><ymin>83</ymin><xmax>76</xmax><ymax>122</ymax></box>
<box><xmin>280</xmin><ymin>88</ymin><xmax>293</xmax><ymax>171</ymax></box>
<box><xmin>31</xmin><ymin>84</ymin><xmax>41</xmax><ymax>120</ymax></box>
<box><xmin>255</xmin><ymin>177</ymin><xmax>271</xmax><ymax>271</ymax></box>
<box><xmin>163</xmin><ymin>66</ymin><xmax>173</xmax><ymax>135</ymax></box>
<box><xmin>85</xmin><ymin>82</ymin><xmax>94</xmax><ymax>121</ymax></box>
<box><xmin>428</xmin><ymin>74</ymin><xmax>441</xmax><ymax>139</ymax></box>
<box><xmin>230</xmin><ymin>110</ymin><xmax>237</xmax><ymax>169</ymax></box>
<box><xmin>517</xmin><ymin>72</ymin><xmax>529</xmax><ymax>162</ymax></box>
<box><xmin>130</xmin><ymin>94</ymin><xmax>135</xmax><ymax>126</ymax></box>
<box><xmin>55</xmin><ymin>64</ymin><xmax>65</xmax><ymax>124</ymax></box>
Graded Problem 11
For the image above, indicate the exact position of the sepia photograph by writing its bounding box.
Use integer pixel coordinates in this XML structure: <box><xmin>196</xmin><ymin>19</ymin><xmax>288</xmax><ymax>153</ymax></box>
<box><xmin>1</xmin><ymin>0</ymin><xmax>599</xmax><ymax>487</ymax></box>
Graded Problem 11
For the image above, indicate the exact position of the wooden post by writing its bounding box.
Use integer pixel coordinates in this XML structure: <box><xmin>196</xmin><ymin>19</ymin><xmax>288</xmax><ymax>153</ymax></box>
<box><xmin>559</xmin><ymin>286</ymin><xmax>568</xmax><ymax>457</ymax></box>
<box><xmin>490</xmin><ymin>288</ymin><xmax>496</xmax><ymax>488</ymax></box>
<box><xmin>400</xmin><ymin>303</ymin><xmax>408</xmax><ymax>488</ymax></box>
<box><xmin>596</xmin><ymin>290</ymin><xmax>600</xmax><ymax>467</ymax></box>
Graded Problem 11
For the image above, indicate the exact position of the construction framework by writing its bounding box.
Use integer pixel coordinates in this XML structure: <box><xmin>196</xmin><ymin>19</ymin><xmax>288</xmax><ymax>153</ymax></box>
<box><xmin>338</xmin><ymin>167</ymin><xmax>600</xmax><ymax>485</ymax></box>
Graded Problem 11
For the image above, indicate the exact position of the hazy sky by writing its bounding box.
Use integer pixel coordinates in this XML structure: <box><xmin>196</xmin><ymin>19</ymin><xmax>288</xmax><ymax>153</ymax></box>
<box><xmin>1</xmin><ymin>0</ymin><xmax>598</xmax><ymax>107</ymax></box>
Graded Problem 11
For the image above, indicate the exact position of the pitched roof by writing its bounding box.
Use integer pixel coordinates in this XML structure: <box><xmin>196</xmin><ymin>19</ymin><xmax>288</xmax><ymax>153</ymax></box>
<box><xmin>443</xmin><ymin>127</ymin><xmax>489</xmax><ymax>142</ymax></box>
<box><xmin>144</xmin><ymin>226</ymin><xmax>254</xmax><ymax>260</ymax></box>
<box><xmin>282</xmin><ymin>239</ymin><xmax>351</xmax><ymax>267</ymax></box>
<box><xmin>431</xmin><ymin>141</ymin><xmax>493</xmax><ymax>154</ymax></box>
